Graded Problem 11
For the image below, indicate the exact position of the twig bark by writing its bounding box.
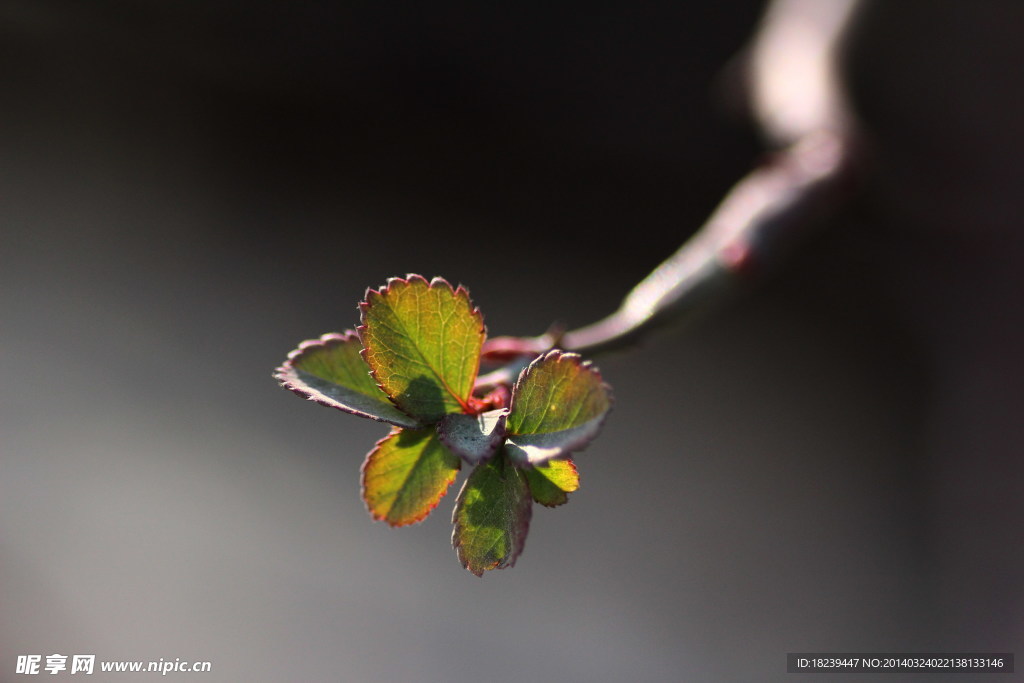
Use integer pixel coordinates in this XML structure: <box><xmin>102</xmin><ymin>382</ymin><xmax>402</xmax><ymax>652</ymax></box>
<box><xmin>479</xmin><ymin>129</ymin><xmax>855</xmax><ymax>391</ymax></box>
<box><xmin>478</xmin><ymin>0</ymin><xmax>861</xmax><ymax>387</ymax></box>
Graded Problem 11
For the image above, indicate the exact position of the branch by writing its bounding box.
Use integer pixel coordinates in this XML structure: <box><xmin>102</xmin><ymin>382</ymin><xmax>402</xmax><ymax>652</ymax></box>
<box><xmin>479</xmin><ymin>130</ymin><xmax>856</xmax><ymax>387</ymax></box>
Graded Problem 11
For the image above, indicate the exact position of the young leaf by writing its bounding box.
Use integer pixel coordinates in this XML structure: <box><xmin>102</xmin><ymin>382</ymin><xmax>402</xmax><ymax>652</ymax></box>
<box><xmin>451</xmin><ymin>454</ymin><xmax>532</xmax><ymax>576</ymax></box>
<box><xmin>361</xmin><ymin>427</ymin><xmax>461</xmax><ymax>527</ymax></box>
<box><xmin>359</xmin><ymin>275</ymin><xmax>485</xmax><ymax>422</ymax></box>
<box><xmin>437</xmin><ymin>409</ymin><xmax>508</xmax><ymax>465</ymax></box>
<box><xmin>504</xmin><ymin>350</ymin><xmax>612</xmax><ymax>466</ymax></box>
<box><xmin>524</xmin><ymin>458</ymin><xmax>579</xmax><ymax>507</ymax></box>
<box><xmin>274</xmin><ymin>332</ymin><xmax>421</xmax><ymax>428</ymax></box>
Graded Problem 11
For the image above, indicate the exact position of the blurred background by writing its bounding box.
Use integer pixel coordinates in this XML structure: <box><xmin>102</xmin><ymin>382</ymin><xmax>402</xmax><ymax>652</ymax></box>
<box><xmin>2</xmin><ymin>1</ymin><xmax>1022</xmax><ymax>681</ymax></box>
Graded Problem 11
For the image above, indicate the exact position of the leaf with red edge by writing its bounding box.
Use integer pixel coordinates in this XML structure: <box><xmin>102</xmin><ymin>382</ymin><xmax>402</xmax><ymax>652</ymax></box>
<box><xmin>451</xmin><ymin>453</ymin><xmax>532</xmax><ymax>576</ymax></box>
<box><xmin>504</xmin><ymin>350</ymin><xmax>612</xmax><ymax>466</ymax></box>
<box><xmin>524</xmin><ymin>458</ymin><xmax>579</xmax><ymax>507</ymax></box>
<box><xmin>361</xmin><ymin>427</ymin><xmax>461</xmax><ymax>527</ymax></box>
<box><xmin>359</xmin><ymin>275</ymin><xmax>485</xmax><ymax>423</ymax></box>
<box><xmin>274</xmin><ymin>331</ymin><xmax>420</xmax><ymax>428</ymax></box>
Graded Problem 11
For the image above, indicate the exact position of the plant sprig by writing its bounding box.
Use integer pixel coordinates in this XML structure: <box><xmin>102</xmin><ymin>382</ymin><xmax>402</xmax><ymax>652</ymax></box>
<box><xmin>274</xmin><ymin>133</ymin><xmax>851</xmax><ymax>575</ymax></box>
<box><xmin>275</xmin><ymin>274</ymin><xmax>612</xmax><ymax>576</ymax></box>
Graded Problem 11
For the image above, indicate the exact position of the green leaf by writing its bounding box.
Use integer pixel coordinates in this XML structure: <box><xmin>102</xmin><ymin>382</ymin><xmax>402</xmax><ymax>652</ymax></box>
<box><xmin>437</xmin><ymin>409</ymin><xmax>508</xmax><ymax>465</ymax></box>
<box><xmin>359</xmin><ymin>275</ymin><xmax>485</xmax><ymax>422</ymax></box>
<box><xmin>524</xmin><ymin>458</ymin><xmax>579</xmax><ymax>507</ymax></box>
<box><xmin>504</xmin><ymin>350</ymin><xmax>612</xmax><ymax>466</ymax></box>
<box><xmin>274</xmin><ymin>331</ymin><xmax>421</xmax><ymax>428</ymax></box>
<box><xmin>451</xmin><ymin>453</ymin><xmax>532</xmax><ymax>576</ymax></box>
<box><xmin>361</xmin><ymin>427</ymin><xmax>461</xmax><ymax>527</ymax></box>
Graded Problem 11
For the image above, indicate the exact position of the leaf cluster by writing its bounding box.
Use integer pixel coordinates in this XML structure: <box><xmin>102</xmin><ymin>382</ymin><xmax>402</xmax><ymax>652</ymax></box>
<box><xmin>275</xmin><ymin>275</ymin><xmax>611</xmax><ymax>575</ymax></box>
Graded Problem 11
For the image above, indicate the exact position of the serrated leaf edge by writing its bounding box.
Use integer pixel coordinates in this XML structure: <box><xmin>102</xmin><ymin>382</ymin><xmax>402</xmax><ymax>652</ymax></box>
<box><xmin>451</xmin><ymin>461</ymin><xmax>533</xmax><ymax>577</ymax></box>
<box><xmin>506</xmin><ymin>349</ymin><xmax>614</xmax><ymax>461</ymax></box>
<box><xmin>359</xmin><ymin>428</ymin><xmax>461</xmax><ymax>528</ymax></box>
<box><xmin>525</xmin><ymin>457</ymin><xmax>579</xmax><ymax>508</ymax></box>
<box><xmin>356</xmin><ymin>274</ymin><xmax>486</xmax><ymax>419</ymax></box>
<box><xmin>273</xmin><ymin>330</ymin><xmax>422</xmax><ymax>428</ymax></box>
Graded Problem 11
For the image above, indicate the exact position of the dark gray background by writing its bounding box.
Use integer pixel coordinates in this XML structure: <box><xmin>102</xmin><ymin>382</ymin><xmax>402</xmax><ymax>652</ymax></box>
<box><xmin>3</xmin><ymin>1</ymin><xmax>1022</xmax><ymax>681</ymax></box>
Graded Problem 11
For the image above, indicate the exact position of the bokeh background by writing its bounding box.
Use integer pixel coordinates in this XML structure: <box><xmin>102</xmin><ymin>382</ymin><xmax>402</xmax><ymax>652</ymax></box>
<box><xmin>3</xmin><ymin>1</ymin><xmax>1023</xmax><ymax>681</ymax></box>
